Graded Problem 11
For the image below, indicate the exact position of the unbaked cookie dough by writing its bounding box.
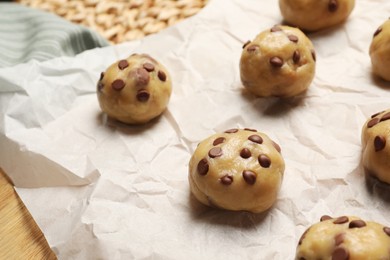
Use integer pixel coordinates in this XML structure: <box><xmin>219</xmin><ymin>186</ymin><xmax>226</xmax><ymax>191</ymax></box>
<box><xmin>296</xmin><ymin>215</ymin><xmax>390</xmax><ymax>260</ymax></box>
<box><xmin>97</xmin><ymin>54</ymin><xmax>172</xmax><ymax>124</ymax></box>
<box><xmin>370</xmin><ymin>19</ymin><xmax>390</xmax><ymax>81</ymax></box>
<box><xmin>188</xmin><ymin>128</ymin><xmax>285</xmax><ymax>213</ymax></box>
<box><xmin>240</xmin><ymin>25</ymin><xmax>316</xmax><ymax>97</ymax></box>
<box><xmin>361</xmin><ymin>109</ymin><xmax>390</xmax><ymax>184</ymax></box>
<box><xmin>279</xmin><ymin>0</ymin><xmax>355</xmax><ymax>31</ymax></box>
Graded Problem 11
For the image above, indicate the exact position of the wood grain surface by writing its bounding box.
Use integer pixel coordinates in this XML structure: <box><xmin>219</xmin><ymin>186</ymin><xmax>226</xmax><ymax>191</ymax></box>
<box><xmin>0</xmin><ymin>169</ymin><xmax>56</xmax><ymax>259</ymax></box>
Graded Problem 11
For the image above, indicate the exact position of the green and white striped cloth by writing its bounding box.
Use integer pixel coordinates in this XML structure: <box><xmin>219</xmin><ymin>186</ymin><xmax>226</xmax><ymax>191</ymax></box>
<box><xmin>0</xmin><ymin>3</ymin><xmax>109</xmax><ymax>67</ymax></box>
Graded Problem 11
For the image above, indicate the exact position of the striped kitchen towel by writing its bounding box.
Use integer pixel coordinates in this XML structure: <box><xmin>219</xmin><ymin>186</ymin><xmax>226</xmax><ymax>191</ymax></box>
<box><xmin>0</xmin><ymin>3</ymin><xmax>109</xmax><ymax>68</ymax></box>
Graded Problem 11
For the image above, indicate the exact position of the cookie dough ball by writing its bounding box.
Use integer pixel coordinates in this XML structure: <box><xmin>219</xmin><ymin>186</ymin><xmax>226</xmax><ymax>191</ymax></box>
<box><xmin>240</xmin><ymin>25</ymin><xmax>316</xmax><ymax>97</ymax></box>
<box><xmin>370</xmin><ymin>19</ymin><xmax>390</xmax><ymax>81</ymax></box>
<box><xmin>188</xmin><ymin>128</ymin><xmax>285</xmax><ymax>213</ymax></box>
<box><xmin>361</xmin><ymin>109</ymin><xmax>390</xmax><ymax>184</ymax></box>
<box><xmin>97</xmin><ymin>54</ymin><xmax>172</xmax><ymax>124</ymax></box>
<box><xmin>279</xmin><ymin>0</ymin><xmax>355</xmax><ymax>31</ymax></box>
<box><xmin>296</xmin><ymin>215</ymin><xmax>390</xmax><ymax>260</ymax></box>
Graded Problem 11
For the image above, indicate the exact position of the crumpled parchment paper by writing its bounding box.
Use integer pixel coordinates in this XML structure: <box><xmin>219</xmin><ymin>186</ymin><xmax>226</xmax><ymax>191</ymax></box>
<box><xmin>1</xmin><ymin>0</ymin><xmax>390</xmax><ymax>259</ymax></box>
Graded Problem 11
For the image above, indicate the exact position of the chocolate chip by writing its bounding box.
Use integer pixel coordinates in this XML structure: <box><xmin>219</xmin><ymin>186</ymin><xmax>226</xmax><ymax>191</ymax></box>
<box><xmin>272</xmin><ymin>141</ymin><xmax>281</xmax><ymax>153</ymax></box>
<box><xmin>97</xmin><ymin>82</ymin><xmax>104</xmax><ymax>92</ymax></box>
<box><xmin>220</xmin><ymin>175</ymin><xmax>233</xmax><ymax>185</ymax></box>
<box><xmin>293</xmin><ymin>50</ymin><xmax>301</xmax><ymax>64</ymax></box>
<box><xmin>240</xmin><ymin>148</ymin><xmax>252</xmax><ymax>159</ymax></box>
<box><xmin>333</xmin><ymin>216</ymin><xmax>349</xmax><ymax>224</ymax></box>
<box><xmin>298</xmin><ymin>228</ymin><xmax>309</xmax><ymax>245</ymax></box>
<box><xmin>209</xmin><ymin>147</ymin><xmax>223</xmax><ymax>158</ymax></box>
<box><xmin>213</xmin><ymin>137</ymin><xmax>226</xmax><ymax>146</ymax></box>
<box><xmin>136</xmin><ymin>90</ymin><xmax>150</xmax><ymax>102</ymax></box>
<box><xmin>247</xmin><ymin>45</ymin><xmax>259</xmax><ymax>52</ymax></box>
<box><xmin>134</xmin><ymin>68</ymin><xmax>150</xmax><ymax>87</ymax></box>
<box><xmin>334</xmin><ymin>233</ymin><xmax>345</xmax><ymax>246</ymax></box>
<box><xmin>311</xmin><ymin>50</ymin><xmax>316</xmax><ymax>61</ymax></box>
<box><xmin>270</xmin><ymin>25</ymin><xmax>282</xmax><ymax>32</ymax></box>
<box><xmin>197</xmin><ymin>158</ymin><xmax>209</xmax><ymax>175</ymax></box>
<box><xmin>349</xmin><ymin>220</ymin><xmax>366</xmax><ymax>228</ymax></box>
<box><xmin>380</xmin><ymin>112</ymin><xmax>390</xmax><ymax>122</ymax></box>
<box><xmin>225</xmin><ymin>128</ymin><xmax>238</xmax><ymax>133</ymax></box>
<box><xmin>270</xmin><ymin>57</ymin><xmax>284</xmax><ymax>68</ymax></box>
<box><xmin>374</xmin><ymin>135</ymin><xmax>386</xmax><ymax>152</ymax></box>
<box><xmin>383</xmin><ymin>227</ymin><xmax>390</xmax><ymax>236</ymax></box>
<box><xmin>320</xmin><ymin>215</ymin><xmax>332</xmax><ymax>221</ymax></box>
<box><xmin>374</xmin><ymin>27</ymin><xmax>382</xmax><ymax>37</ymax></box>
<box><xmin>328</xmin><ymin>0</ymin><xmax>338</xmax><ymax>12</ymax></box>
<box><xmin>242</xmin><ymin>40</ymin><xmax>251</xmax><ymax>49</ymax></box>
<box><xmin>112</xmin><ymin>79</ymin><xmax>125</xmax><ymax>91</ymax></box>
<box><xmin>332</xmin><ymin>247</ymin><xmax>349</xmax><ymax>260</ymax></box>
<box><xmin>258</xmin><ymin>154</ymin><xmax>271</xmax><ymax>168</ymax></box>
<box><xmin>143</xmin><ymin>62</ymin><xmax>155</xmax><ymax>72</ymax></box>
<box><xmin>158</xmin><ymin>70</ymin><xmax>167</xmax><ymax>82</ymax></box>
<box><xmin>288</xmin><ymin>35</ymin><xmax>299</xmax><ymax>43</ymax></box>
<box><xmin>244</xmin><ymin>128</ymin><xmax>257</xmax><ymax>132</ymax></box>
<box><xmin>248</xmin><ymin>135</ymin><xmax>263</xmax><ymax>144</ymax></box>
<box><xmin>371</xmin><ymin>111</ymin><xmax>383</xmax><ymax>118</ymax></box>
<box><xmin>367</xmin><ymin>118</ymin><xmax>380</xmax><ymax>128</ymax></box>
<box><xmin>242</xmin><ymin>170</ymin><xmax>257</xmax><ymax>185</ymax></box>
<box><xmin>100</xmin><ymin>72</ymin><xmax>105</xmax><ymax>80</ymax></box>
<box><xmin>118</xmin><ymin>60</ymin><xmax>129</xmax><ymax>70</ymax></box>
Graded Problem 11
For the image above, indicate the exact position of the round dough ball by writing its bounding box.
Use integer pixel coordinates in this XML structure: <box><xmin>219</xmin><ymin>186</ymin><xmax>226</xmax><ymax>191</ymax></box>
<box><xmin>370</xmin><ymin>19</ymin><xmax>390</xmax><ymax>81</ymax></box>
<box><xmin>279</xmin><ymin>0</ymin><xmax>355</xmax><ymax>31</ymax></box>
<box><xmin>188</xmin><ymin>128</ymin><xmax>285</xmax><ymax>213</ymax></box>
<box><xmin>97</xmin><ymin>54</ymin><xmax>172</xmax><ymax>124</ymax></box>
<box><xmin>296</xmin><ymin>215</ymin><xmax>390</xmax><ymax>260</ymax></box>
<box><xmin>240</xmin><ymin>25</ymin><xmax>316</xmax><ymax>97</ymax></box>
<box><xmin>361</xmin><ymin>109</ymin><xmax>390</xmax><ymax>184</ymax></box>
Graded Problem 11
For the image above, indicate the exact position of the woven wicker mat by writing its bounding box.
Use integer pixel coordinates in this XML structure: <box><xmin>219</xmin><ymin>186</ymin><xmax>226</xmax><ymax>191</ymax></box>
<box><xmin>16</xmin><ymin>0</ymin><xmax>208</xmax><ymax>44</ymax></box>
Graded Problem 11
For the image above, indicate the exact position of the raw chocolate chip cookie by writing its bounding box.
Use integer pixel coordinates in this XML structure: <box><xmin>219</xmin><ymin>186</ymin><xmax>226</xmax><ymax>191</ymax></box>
<box><xmin>240</xmin><ymin>25</ymin><xmax>316</xmax><ymax>97</ymax></box>
<box><xmin>370</xmin><ymin>19</ymin><xmax>390</xmax><ymax>81</ymax></box>
<box><xmin>188</xmin><ymin>128</ymin><xmax>285</xmax><ymax>213</ymax></box>
<box><xmin>279</xmin><ymin>0</ymin><xmax>355</xmax><ymax>31</ymax></box>
<box><xmin>361</xmin><ymin>109</ymin><xmax>390</xmax><ymax>184</ymax></box>
<box><xmin>296</xmin><ymin>215</ymin><xmax>390</xmax><ymax>260</ymax></box>
<box><xmin>97</xmin><ymin>54</ymin><xmax>172</xmax><ymax>124</ymax></box>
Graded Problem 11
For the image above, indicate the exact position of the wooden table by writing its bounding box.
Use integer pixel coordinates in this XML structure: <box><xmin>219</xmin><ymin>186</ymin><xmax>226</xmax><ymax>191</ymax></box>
<box><xmin>0</xmin><ymin>169</ymin><xmax>56</xmax><ymax>259</ymax></box>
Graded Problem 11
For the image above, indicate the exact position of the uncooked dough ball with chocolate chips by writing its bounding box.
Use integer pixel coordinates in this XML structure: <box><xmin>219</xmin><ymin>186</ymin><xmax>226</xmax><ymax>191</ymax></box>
<box><xmin>188</xmin><ymin>128</ymin><xmax>285</xmax><ymax>213</ymax></box>
<box><xmin>279</xmin><ymin>0</ymin><xmax>355</xmax><ymax>31</ymax></box>
<box><xmin>240</xmin><ymin>25</ymin><xmax>316</xmax><ymax>97</ymax></box>
<box><xmin>370</xmin><ymin>19</ymin><xmax>390</xmax><ymax>81</ymax></box>
<box><xmin>97</xmin><ymin>54</ymin><xmax>172</xmax><ymax>124</ymax></box>
<box><xmin>296</xmin><ymin>215</ymin><xmax>390</xmax><ymax>260</ymax></box>
<box><xmin>361</xmin><ymin>109</ymin><xmax>390</xmax><ymax>184</ymax></box>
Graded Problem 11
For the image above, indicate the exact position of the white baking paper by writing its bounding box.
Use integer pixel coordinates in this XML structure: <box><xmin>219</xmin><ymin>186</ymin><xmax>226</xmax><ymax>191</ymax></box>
<box><xmin>1</xmin><ymin>0</ymin><xmax>390</xmax><ymax>259</ymax></box>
